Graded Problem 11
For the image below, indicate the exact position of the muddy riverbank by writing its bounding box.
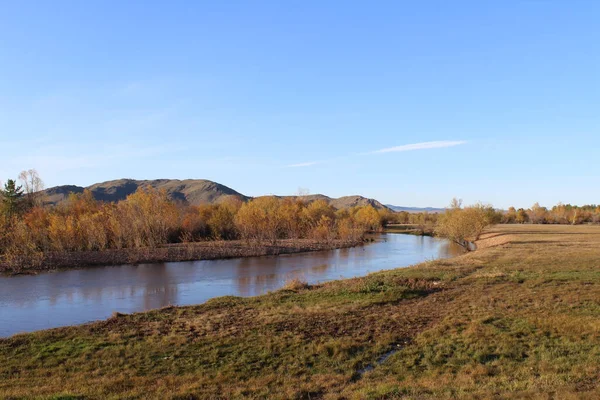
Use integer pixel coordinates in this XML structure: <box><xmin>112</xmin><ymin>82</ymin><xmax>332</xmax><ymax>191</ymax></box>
<box><xmin>1</xmin><ymin>239</ymin><xmax>364</xmax><ymax>274</ymax></box>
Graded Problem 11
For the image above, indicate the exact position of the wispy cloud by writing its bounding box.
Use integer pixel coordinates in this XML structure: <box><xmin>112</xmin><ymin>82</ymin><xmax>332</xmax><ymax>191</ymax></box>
<box><xmin>286</xmin><ymin>161</ymin><xmax>322</xmax><ymax>168</ymax></box>
<box><xmin>285</xmin><ymin>140</ymin><xmax>466</xmax><ymax>168</ymax></box>
<box><xmin>368</xmin><ymin>140</ymin><xmax>467</xmax><ymax>154</ymax></box>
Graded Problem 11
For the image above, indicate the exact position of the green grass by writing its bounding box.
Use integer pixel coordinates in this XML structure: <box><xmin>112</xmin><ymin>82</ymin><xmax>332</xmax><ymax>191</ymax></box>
<box><xmin>2</xmin><ymin>225</ymin><xmax>600</xmax><ymax>399</ymax></box>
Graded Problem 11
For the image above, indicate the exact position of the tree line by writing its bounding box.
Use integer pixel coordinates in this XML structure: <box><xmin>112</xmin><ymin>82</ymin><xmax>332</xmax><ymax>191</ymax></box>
<box><xmin>0</xmin><ymin>171</ymin><xmax>392</xmax><ymax>266</ymax></box>
<box><xmin>391</xmin><ymin>202</ymin><xmax>600</xmax><ymax>229</ymax></box>
<box><xmin>2</xmin><ymin>170</ymin><xmax>598</xmax><ymax>263</ymax></box>
<box><xmin>411</xmin><ymin>199</ymin><xmax>600</xmax><ymax>251</ymax></box>
<box><xmin>502</xmin><ymin>203</ymin><xmax>600</xmax><ymax>225</ymax></box>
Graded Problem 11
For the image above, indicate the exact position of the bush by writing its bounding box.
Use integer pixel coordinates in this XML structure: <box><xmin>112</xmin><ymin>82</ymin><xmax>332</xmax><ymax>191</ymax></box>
<box><xmin>435</xmin><ymin>199</ymin><xmax>495</xmax><ymax>249</ymax></box>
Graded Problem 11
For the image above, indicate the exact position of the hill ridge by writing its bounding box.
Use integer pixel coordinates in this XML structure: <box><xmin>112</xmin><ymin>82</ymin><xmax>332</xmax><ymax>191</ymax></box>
<box><xmin>42</xmin><ymin>179</ymin><xmax>391</xmax><ymax>210</ymax></box>
<box><xmin>385</xmin><ymin>204</ymin><xmax>445</xmax><ymax>213</ymax></box>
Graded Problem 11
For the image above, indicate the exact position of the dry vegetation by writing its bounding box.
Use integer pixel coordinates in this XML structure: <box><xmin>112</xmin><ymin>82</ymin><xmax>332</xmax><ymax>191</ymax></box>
<box><xmin>434</xmin><ymin>199</ymin><xmax>499</xmax><ymax>249</ymax></box>
<box><xmin>8</xmin><ymin>239</ymin><xmax>362</xmax><ymax>272</ymax></box>
<box><xmin>2</xmin><ymin>224</ymin><xmax>600</xmax><ymax>399</ymax></box>
<box><xmin>380</xmin><ymin>202</ymin><xmax>600</xmax><ymax>228</ymax></box>
<box><xmin>0</xmin><ymin>172</ymin><xmax>391</xmax><ymax>272</ymax></box>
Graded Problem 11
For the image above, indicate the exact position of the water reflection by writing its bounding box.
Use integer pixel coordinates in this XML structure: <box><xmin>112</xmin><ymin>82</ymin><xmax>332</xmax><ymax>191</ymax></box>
<box><xmin>439</xmin><ymin>241</ymin><xmax>468</xmax><ymax>258</ymax></box>
<box><xmin>0</xmin><ymin>234</ymin><xmax>461</xmax><ymax>337</ymax></box>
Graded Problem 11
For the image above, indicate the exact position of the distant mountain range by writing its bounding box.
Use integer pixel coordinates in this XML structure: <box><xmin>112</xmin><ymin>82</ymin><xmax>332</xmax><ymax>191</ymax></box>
<box><xmin>385</xmin><ymin>205</ymin><xmax>445</xmax><ymax>214</ymax></box>
<box><xmin>42</xmin><ymin>179</ymin><xmax>391</xmax><ymax>211</ymax></box>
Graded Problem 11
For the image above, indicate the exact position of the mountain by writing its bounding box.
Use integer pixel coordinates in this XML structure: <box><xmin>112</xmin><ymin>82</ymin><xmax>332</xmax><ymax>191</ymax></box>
<box><xmin>327</xmin><ymin>195</ymin><xmax>389</xmax><ymax>210</ymax></box>
<box><xmin>41</xmin><ymin>179</ymin><xmax>390</xmax><ymax>210</ymax></box>
<box><xmin>385</xmin><ymin>205</ymin><xmax>445</xmax><ymax>213</ymax></box>
<box><xmin>44</xmin><ymin>185</ymin><xmax>86</xmax><ymax>205</ymax></box>
<box><xmin>42</xmin><ymin>179</ymin><xmax>249</xmax><ymax>207</ymax></box>
<box><xmin>279</xmin><ymin>194</ymin><xmax>389</xmax><ymax>211</ymax></box>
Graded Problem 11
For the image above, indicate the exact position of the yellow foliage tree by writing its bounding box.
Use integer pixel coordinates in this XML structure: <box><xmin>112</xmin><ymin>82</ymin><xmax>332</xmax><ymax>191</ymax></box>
<box><xmin>353</xmin><ymin>206</ymin><xmax>382</xmax><ymax>232</ymax></box>
<box><xmin>435</xmin><ymin>199</ymin><xmax>495</xmax><ymax>249</ymax></box>
<box><xmin>235</xmin><ymin>196</ymin><xmax>283</xmax><ymax>244</ymax></box>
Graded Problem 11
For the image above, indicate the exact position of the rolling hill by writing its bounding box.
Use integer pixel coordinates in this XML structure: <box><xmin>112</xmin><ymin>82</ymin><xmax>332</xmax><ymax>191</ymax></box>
<box><xmin>43</xmin><ymin>179</ymin><xmax>249</xmax><ymax>207</ymax></box>
<box><xmin>42</xmin><ymin>179</ymin><xmax>391</xmax><ymax>210</ymax></box>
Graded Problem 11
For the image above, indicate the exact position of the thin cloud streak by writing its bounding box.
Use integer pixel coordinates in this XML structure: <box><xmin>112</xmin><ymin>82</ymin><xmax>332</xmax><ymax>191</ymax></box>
<box><xmin>368</xmin><ymin>140</ymin><xmax>467</xmax><ymax>154</ymax></box>
<box><xmin>286</xmin><ymin>140</ymin><xmax>466</xmax><ymax>168</ymax></box>
<box><xmin>286</xmin><ymin>161</ymin><xmax>322</xmax><ymax>168</ymax></box>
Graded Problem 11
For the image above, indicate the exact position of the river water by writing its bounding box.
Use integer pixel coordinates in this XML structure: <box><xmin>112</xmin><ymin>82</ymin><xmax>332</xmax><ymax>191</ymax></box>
<box><xmin>0</xmin><ymin>233</ymin><xmax>462</xmax><ymax>337</ymax></box>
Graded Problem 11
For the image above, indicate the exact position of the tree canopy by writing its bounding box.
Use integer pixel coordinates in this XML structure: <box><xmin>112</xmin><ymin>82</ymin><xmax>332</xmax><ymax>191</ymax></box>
<box><xmin>1</xmin><ymin>179</ymin><xmax>24</xmax><ymax>219</ymax></box>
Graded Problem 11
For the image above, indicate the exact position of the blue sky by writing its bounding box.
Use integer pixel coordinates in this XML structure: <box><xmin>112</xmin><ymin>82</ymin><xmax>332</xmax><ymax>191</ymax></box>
<box><xmin>1</xmin><ymin>1</ymin><xmax>599</xmax><ymax>208</ymax></box>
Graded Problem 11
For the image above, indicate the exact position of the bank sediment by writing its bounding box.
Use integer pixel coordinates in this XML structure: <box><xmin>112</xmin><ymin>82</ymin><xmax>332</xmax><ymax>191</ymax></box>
<box><xmin>0</xmin><ymin>238</ymin><xmax>364</xmax><ymax>274</ymax></box>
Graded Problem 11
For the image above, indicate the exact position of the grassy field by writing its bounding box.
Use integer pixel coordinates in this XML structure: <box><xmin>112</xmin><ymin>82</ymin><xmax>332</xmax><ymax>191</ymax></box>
<box><xmin>1</xmin><ymin>225</ymin><xmax>600</xmax><ymax>399</ymax></box>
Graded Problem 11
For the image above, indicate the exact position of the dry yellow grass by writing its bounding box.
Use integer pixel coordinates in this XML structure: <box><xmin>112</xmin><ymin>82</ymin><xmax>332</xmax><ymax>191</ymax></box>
<box><xmin>1</xmin><ymin>224</ymin><xmax>600</xmax><ymax>399</ymax></box>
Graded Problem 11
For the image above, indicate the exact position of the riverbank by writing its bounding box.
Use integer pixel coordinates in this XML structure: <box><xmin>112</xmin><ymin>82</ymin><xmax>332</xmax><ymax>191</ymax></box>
<box><xmin>2</xmin><ymin>225</ymin><xmax>600</xmax><ymax>398</ymax></box>
<box><xmin>0</xmin><ymin>238</ymin><xmax>364</xmax><ymax>274</ymax></box>
<box><xmin>385</xmin><ymin>224</ymin><xmax>435</xmax><ymax>236</ymax></box>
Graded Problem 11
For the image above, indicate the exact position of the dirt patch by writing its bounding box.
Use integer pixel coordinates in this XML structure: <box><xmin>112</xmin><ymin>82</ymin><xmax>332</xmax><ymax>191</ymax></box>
<box><xmin>476</xmin><ymin>233</ymin><xmax>516</xmax><ymax>249</ymax></box>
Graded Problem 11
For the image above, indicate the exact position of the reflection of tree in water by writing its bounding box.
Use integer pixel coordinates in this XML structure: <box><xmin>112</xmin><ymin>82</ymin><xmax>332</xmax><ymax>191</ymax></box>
<box><xmin>438</xmin><ymin>241</ymin><xmax>466</xmax><ymax>258</ymax></box>
<box><xmin>310</xmin><ymin>263</ymin><xmax>329</xmax><ymax>274</ymax></box>
<box><xmin>338</xmin><ymin>248</ymin><xmax>351</xmax><ymax>258</ymax></box>
<box><xmin>235</xmin><ymin>273</ymin><xmax>279</xmax><ymax>297</ymax></box>
<box><xmin>235</xmin><ymin>257</ymin><xmax>281</xmax><ymax>297</ymax></box>
<box><xmin>26</xmin><ymin>264</ymin><xmax>181</xmax><ymax>312</ymax></box>
<box><xmin>234</xmin><ymin>256</ymin><xmax>337</xmax><ymax>296</ymax></box>
<box><xmin>140</xmin><ymin>264</ymin><xmax>179</xmax><ymax>310</ymax></box>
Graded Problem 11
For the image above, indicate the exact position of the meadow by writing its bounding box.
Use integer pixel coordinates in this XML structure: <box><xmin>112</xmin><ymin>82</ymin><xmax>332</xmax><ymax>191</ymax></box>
<box><xmin>1</xmin><ymin>224</ymin><xmax>599</xmax><ymax>399</ymax></box>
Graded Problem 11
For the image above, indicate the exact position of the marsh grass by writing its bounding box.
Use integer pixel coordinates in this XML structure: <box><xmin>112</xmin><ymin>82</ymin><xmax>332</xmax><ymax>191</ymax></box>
<box><xmin>281</xmin><ymin>278</ymin><xmax>310</xmax><ymax>292</ymax></box>
<box><xmin>2</xmin><ymin>225</ymin><xmax>600</xmax><ymax>399</ymax></box>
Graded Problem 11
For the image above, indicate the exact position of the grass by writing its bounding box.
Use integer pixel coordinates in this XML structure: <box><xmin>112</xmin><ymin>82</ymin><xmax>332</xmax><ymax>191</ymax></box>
<box><xmin>1</xmin><ymin>225</ymin><xmax>600</xmax><ymax>399</ymax></box>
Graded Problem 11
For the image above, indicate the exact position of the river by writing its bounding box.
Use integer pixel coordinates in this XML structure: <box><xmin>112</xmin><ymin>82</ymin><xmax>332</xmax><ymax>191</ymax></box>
<box><xmin>0</xmin><ymin>233</ymin><xmax>462</xmax><ymax>337</ymax></box>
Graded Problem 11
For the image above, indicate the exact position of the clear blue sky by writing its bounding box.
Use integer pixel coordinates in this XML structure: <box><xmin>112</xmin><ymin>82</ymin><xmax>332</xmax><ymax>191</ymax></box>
<box><xmin>1</xmin><ymin>1</ymin><xmax>599</xmax><ymax>209</ymax></box>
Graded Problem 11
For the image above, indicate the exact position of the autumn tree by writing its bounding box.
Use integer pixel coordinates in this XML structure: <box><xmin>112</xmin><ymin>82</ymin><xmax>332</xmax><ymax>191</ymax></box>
<box><xmin>21</xmin><ymin>206</ymin><xmax>51</xmax><ymax>250</ymax></box>
<box><xmin>435</xmin><ymin>199</ymin><xmax>495</xmax><ymax>249</ymax></box>
<box><xmin>278</xmin><ymin>198</ymin><xmax>305</xmax><ymax>239</ymax></box>
<box><xmin>335</xmin><ymin>209</ymin><xmax>363</xmax><ymax>241</ymax></box>
<box><xmin>515</xmin><ymin>208</ymin><xmax>528</xmax><ymax>224</ymax></box>
<box><xmin>593</xmin><ymin>206</ymin><xmax>600</xmax><ymax>224</ymax></box>
<box><xmin>310</xmin><ymin>214</ymin><xmax>336</xmax><ymax>242</ymax></box>
<box><xmin>18</xmin><ymin>169</ymin><xmax>45</xmax><ymax>208</ymax></box>
<box><xmin>302</xmin><ymin>200</ymin><xmax>336</xmax><ymax>239</ymax></box>
<box><xmin>208</xmin><ymin>197</ymin><xmax>242</xmax><ymax>240</ymax></box>
<box><xmin>376</xmin><ymin>208</ymin><xmax>395</xmax><ymax>227</ymax></box>
<box><xmin>180</xmin><ymin>206</ymin><xmax>209</xmax><ymax>242</ymax></box>
<box><xmin>528</xmin><ymin>202</ymin><xmax>548</xmax><ymax>224</ymax></box>
<box><xmin>235</xmin><ymin>196</ymin><xmax>284</xmax><ymax>244</ymax></box>
<box><xmin>118</xmin><ymin>188</ymin><xmax>179</xmax><ymax>247</ymax></box>
<box><xmin>396</xmin><ymin>211</ymin><xmax>410</xmax><ymax>224</ymax></box>
<box><xmin>45</xmin><ymin>191</ymin><xmax>103</xmax><ymax>251</ymax></box>
<box><xmin>353</xmin><ymin>206</ymin><xmax>382</xmax><ymax>232</ymax></box>
<box><xmin>504</xmin><ymin>207</ymin><xmax>517</xmax><ymax>223</ymax></box>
